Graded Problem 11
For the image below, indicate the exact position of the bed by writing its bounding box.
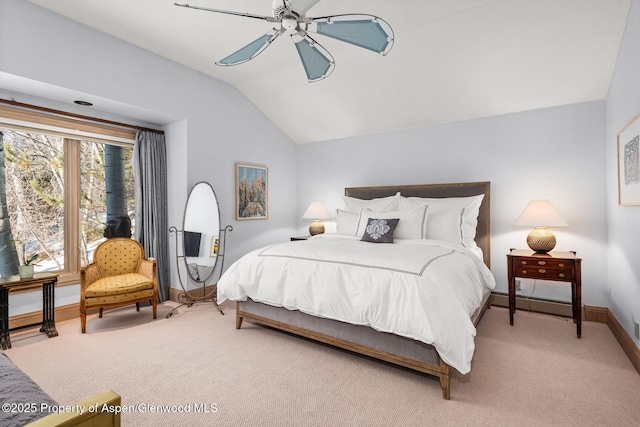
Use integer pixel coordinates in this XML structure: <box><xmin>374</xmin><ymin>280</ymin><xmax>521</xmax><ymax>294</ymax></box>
<box><xmin>218</xmin><ymin>182</ymin><xmax>494</xmax><ymax>399</ymax></box>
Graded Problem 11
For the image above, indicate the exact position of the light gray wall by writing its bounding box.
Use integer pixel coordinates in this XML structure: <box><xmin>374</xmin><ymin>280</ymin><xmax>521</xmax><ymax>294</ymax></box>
<box><xmin>606</xmin><ymin>0</ymin><xmax>640</xmax><ymax>345</ymax></box>
<box><xmin>296</xmin><ymin>100</ymin><xmax>609</xmax><ymax>306</ymax></box>
<box><xmin>0</xmin><ymin>0</ymin><xmax>297</xmax><ymax>314</ymax></box>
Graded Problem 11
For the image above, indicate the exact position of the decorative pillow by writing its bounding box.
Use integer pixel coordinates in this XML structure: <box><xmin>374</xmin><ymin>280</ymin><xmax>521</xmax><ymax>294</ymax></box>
<box><xmin>424</xmin><ymin>209</ymin><xmax>464</xmax><ymax>245</ymax></box>
<box><xmin>361</xmin><ymin>218</ymin><xmax>399</xmax><ymax>243</ymax></box>
<box><xmin>399</xmin><ymin>194</ymin><xmax>484</xmax><ymax>248</ymax></box>
<box><xmin>343</xmin><ymin>192</ymin><xmax>401</xmax><ymax>213</ymax></box>
<box><xmin>356</xmin><ymin>205</ymin><xmax>429</xmax><ymax>240</ymax></box>
<box><xmin>336</xmin><ymin>209</ymin><xmax>361</xmax><ymax>235</ymax></box>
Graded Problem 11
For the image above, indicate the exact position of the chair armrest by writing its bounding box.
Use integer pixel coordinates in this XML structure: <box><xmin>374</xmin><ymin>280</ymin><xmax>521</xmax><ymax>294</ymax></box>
<box><xmin>26</xmin><ymin>389</ymin><xmax>121</xmax><ymax>427</ymax></box>
<box><xmin>137</xmin><ymin>258</ymin><xmax>157</xmax><ymax>282</ymax></box>
<box><xmin>80</xmin><ymin>264</ymin><xmax>101</xmax><ymax>289</ymax></box>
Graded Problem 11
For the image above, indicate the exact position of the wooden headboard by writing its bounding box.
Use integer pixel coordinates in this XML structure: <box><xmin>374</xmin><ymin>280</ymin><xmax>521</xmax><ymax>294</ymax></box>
<box><xmin>345</xmin><ymin>182</ymin><xmax>491</xmax><ymax>267</ymax></box>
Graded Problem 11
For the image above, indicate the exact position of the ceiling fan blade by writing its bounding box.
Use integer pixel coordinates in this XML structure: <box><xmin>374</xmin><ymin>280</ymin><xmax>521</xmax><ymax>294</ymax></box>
<box><xmin>291</xmin><ymin>33</ymin><xmax>335</xmax><ymax>82</ymax></box>
<box><xmin>309</xmin><ymin>15</ymin><xmax>394</xmax><ymax>55</ymax></box>
<box><xmin>217</xmin><ymin>29</ymin><xmax>283</xmax><ymax>66</ymax></box>
<box><xmin>174</xmin><ymin>3</ymin><xmax>278</xmax><ymax>23</ymax></box>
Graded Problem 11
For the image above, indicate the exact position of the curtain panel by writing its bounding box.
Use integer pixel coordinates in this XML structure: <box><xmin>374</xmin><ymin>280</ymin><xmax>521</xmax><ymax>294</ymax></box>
<box><xmin>134</xmin><ymin>130</ymin><xmax>169</xmax><ymax>302</ymax></box>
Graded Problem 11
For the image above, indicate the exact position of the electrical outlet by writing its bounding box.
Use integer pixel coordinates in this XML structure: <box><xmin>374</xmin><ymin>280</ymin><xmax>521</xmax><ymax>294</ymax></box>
<box><xmin>515</xmin><ymin>280</ymin><xmax>522</xmax><ymax>291</ymax></box>
<box><xmin>635</xmin><ymin>321</ymin><xmax>639</xmax><ymax>340</ymax></box>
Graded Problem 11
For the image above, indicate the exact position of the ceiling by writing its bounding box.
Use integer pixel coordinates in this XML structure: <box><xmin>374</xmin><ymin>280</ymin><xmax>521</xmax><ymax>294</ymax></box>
<box><xmin>24</xmin><ymin>0</ymin><xmax>631</xmax><ymax>144</ymax></box>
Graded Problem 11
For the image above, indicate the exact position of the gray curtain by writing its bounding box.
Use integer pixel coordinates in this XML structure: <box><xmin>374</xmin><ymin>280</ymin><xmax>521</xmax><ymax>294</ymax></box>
<box><xmin>134</xmin><ymin>130</ymin><xmax>169</xmax><ymax>302</ymax></box>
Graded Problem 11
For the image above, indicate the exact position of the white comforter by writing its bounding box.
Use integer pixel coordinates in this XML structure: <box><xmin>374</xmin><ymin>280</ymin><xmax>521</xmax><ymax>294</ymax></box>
<box><xmin>217</xmin><ymin>234</ymin><xmax>495</xmax><ymax>374</ymax></box>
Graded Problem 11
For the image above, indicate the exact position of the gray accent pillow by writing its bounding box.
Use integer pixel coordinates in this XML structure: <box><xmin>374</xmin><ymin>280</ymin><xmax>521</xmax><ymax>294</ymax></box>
<box><xmin>361</xmin><ymin>218</ymin><xmax>399</xmax><ymax>243</ymax></box>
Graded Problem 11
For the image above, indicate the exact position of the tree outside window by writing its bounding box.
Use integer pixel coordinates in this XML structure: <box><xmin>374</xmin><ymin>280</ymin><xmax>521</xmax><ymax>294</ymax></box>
<box><xmin>0</xmin><ymin>128</ymin><xmax>134</xmax><ymax>279</ymax></box>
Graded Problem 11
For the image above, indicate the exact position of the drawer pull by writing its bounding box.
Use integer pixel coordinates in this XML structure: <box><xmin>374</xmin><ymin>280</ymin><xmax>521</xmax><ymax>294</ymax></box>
<box><xmin>538</xmin><ymin>261</ymin><xmax>546</xmax><ymax>265</ymax></box>
<box><xmin>559</xmin><ymin>263</ymin><xmax>564</xmax><ymax>268</ymax></box>
<box><xmin>559</xmin><ymin>273</ymin><xmax>565</xmax><ymax>278</ymax></box>
<box><xmin>538</xmin><ymin>269</ymin><xmax>546</xmax><ymax>273</ymax></box>
<box><xmin>521</xmin><ymin>261</ymin><xmax>527</xmax><ymax>265</ymax></box>
<box><xmin>521</xmin><ymin>270</ymin><xmax>527</xmax><ymax>275</ymax></box>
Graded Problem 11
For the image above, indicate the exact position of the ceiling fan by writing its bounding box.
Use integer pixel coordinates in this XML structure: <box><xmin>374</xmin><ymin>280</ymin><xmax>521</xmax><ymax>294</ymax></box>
<box><xmin>174</xmin><ymin>0</ymin><xmax>394</xmax><ymax>82</ymax></box>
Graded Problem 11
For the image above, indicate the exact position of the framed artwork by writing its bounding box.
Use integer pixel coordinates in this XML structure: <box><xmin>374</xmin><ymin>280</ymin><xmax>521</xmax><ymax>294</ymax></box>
<box><xmin>235</xmin><ymin>163</ymin><xmax>268</xmax><ymax>220</ymax></box>
<box><xmin>209</xmin><ymin>236</ymin><xmax>219</xmax><ymax>256</ymax></box>
<box><xmin>617</xmin><ymin>113</ymin><xmax>640</xmax><ymax>206</ymax></box>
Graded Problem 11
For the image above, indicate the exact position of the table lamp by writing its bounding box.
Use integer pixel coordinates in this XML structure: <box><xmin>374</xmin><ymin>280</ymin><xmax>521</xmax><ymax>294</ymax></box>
<box><xmin>514</xmin><ymin>199</ymin><xmax>568</xmax><ymax>253</ymax></box>
<box><xmin>303</xmin><ymin>202</ymin><xmax>331</xmax><ymax>235</ymax></box>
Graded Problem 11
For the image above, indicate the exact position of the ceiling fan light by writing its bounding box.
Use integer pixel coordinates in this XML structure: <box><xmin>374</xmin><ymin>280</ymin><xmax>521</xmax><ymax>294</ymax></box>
<box><xmin>282</xmin><ymin>16</ymin><xmax>298</xmax><ymax>30</ymax></box>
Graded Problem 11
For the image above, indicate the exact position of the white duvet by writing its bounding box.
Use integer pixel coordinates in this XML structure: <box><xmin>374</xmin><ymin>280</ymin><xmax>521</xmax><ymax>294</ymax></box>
<box><xmin>217</xmin><ymin>234</ymin><xmax>495</xmax><ymax>374</ymax></box>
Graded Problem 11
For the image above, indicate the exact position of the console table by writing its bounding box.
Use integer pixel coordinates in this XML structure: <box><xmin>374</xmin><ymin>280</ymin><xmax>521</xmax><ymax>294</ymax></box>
<box><xmin>0</xmin><ymin>273</ymin><xmax>59</xmax><ymax>349</ymax></box>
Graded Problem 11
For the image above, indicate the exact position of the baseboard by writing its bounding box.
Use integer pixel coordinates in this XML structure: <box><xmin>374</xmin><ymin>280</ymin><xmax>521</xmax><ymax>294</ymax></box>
<box><xmin>584</xmin><ymin>305</ymin><xmax>608</xmax><ymax>323</ymax></box>
<box><xmin>491</xmin><ymin>292</ymin><xmax>574</xmax><ymax>317</ymax></box>
<box><xmin>9</xmin><ymin>303</ymin><xmax>79</xmax><ymax>330</ymax></box>
<box><xmin>168</xmin><ymin>285</ymin><xmax>217</xmax><ymax>303</ymax></box>
<box><xmin>606</xmin><ymin>309</ymin><xmax>640</xmax><ymax>375</ymax></box>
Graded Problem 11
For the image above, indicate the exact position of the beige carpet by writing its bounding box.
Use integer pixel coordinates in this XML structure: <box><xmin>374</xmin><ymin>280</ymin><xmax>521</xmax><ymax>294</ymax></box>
<box><xmin>5</xmin><ymin>302</ymin><xmax>640</xmax><ymax>426</ymax></box>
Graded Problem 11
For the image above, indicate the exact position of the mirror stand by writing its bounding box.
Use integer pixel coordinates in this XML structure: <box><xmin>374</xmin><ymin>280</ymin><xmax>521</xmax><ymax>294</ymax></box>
<box><xmin>166</xmin><ymin>224</ymin><xmax>233</xmax><ymax>318</ymax></box>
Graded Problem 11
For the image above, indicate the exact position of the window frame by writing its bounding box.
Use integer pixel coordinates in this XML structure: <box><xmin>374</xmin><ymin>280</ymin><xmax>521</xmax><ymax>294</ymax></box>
<box><xmin>1</xmin><ymin>104</ymin><xmax>137</xmax><ymax>287</ymax></box>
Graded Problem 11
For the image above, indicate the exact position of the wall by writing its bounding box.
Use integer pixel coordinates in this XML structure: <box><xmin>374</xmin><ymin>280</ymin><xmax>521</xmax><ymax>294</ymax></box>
<box><xmin>0</xmin><ymin>0</ymin><xmax>297</xmax><ymax>314</ymax></box>
<box><xmin>606</xmin><ymin>0</ymin><xmax>640</xmax><ymax>345</ymax></box>
<box><xmin>296</xmin><ymin>101</ymin><xmax>609</xmax><ymax>306</ymax></box>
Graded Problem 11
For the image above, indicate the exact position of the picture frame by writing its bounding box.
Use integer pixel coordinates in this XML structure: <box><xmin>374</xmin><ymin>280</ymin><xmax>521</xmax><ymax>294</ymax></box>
<box><xmin>235</xmin><ymin>163</ymin><xmax>268</xmax><ymax>220</ymax></box>
<box><xmin>209</xmin><ymin>235</ymin><xmax>219</xmax><ymax>256</ymax></box>
<box><xmin>617</xmin><ymin>113</ymin><xmax>640</xmax><ymax>206</ymax></box>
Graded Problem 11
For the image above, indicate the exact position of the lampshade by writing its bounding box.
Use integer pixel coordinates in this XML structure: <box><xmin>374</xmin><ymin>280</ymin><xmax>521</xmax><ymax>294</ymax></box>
<box><xmin>303</xmin><ymin>202</ymin><xmax>331</xmax><ymax>236</ymax></box>
<box><xmin>515</xmin><ymin>200</ymin><xmax>567</xmax><ymax>254</ymax></box>
<box><xmin>303</xmin><ymin>202</ymin><xmax>331</xmax><ymax>220</ymax></box>
<box><xmin>514</xmin><ymin>200</ymin><xmax>568</xmax><ymax>227</ymax></box>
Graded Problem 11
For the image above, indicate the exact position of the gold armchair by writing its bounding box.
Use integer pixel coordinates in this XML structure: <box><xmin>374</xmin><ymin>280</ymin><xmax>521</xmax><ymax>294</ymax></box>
<box><xmin>80</xmin><ymin>238</ymin><xmax>158</xmax><ymax>333</ymax></box>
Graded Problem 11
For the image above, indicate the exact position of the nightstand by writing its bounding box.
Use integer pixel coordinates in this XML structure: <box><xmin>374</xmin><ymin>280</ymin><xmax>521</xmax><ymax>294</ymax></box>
<box><xmin>507</xmin><ymin>248</ymin><xmax>582</xmax><ymax>338</ymax></box>
<box><xmin>290</xmin><ymin>236</ymin><xmax>311</xmax><ymax>241</ymax></box>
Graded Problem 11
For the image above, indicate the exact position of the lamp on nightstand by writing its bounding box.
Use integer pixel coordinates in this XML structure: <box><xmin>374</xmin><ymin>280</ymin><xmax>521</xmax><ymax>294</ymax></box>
<box><xmin>303</xmin><ymin>202</ymin><xmax>331</xmax><ymax>236</ymax></box>
<box><xmin>515</xmin><ymin>199</ymin><xmax>568</xmax><ymax>254</ymax></box>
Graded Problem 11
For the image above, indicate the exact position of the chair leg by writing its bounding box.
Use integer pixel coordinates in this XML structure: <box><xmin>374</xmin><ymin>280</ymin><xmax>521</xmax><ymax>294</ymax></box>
<box><xmin>136</xmin><ymin>302</ymin><xmax>140</xmax><ymax>312</ymax></box>
<box><xmin>81</xmin><ymin>312</ymin><xmax>86</xmax><ymax>334</ymax></box>
<box><xmin>99</xmin><ymin>308</ymin><xmax>103</xmax><ymax>318</ymax></box>
<box><xmin>152</xmin><ymin>299</ymin><xmax>157</xmax><ymax>320</ymax></box>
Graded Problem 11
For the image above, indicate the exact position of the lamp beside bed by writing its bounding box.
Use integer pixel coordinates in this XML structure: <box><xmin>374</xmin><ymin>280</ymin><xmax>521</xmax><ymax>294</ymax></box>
<box><xmin>303</xmin><ymin>201</ymin><xmax>331</xmax><ymax>235</ymax></box>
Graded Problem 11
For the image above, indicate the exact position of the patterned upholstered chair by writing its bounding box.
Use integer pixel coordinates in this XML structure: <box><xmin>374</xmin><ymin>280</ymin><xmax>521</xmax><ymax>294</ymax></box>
<box><xmin>80</xmin><ymin>238</ymin><xmax>157</xmax><ymax>333</ymax></box>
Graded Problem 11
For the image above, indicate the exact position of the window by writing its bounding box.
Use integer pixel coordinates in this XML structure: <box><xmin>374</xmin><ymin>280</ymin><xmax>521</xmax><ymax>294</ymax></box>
<box><xmin>1</xmin><ymin>105</ymin><xmax>136</xmax><ymax>286</ymax></box>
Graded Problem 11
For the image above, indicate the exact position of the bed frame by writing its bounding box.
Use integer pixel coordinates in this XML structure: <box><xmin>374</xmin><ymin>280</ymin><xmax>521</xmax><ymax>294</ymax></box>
<box><xmin>235</xmin><ymin>181</ymin><xmax>491</xmax><ymax>399</ymax></box>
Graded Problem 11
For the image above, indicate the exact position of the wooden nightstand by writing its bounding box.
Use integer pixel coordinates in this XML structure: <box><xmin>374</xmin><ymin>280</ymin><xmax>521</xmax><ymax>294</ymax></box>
<box><xmin>507</xmin><ymin>248</ymin><xmax>582</xmax><ymax>338</ymax></box>
<box><xmin>290</xmin><ymin>236</ymin><xmax>311</xmax><ymax>241</ymax></box>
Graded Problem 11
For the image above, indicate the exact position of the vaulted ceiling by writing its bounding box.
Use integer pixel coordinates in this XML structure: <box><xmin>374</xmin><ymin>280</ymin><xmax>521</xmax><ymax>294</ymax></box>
<box><xmin>25</xmin><ymin>0</ymin><xmax>631</xmax><ymax>143</ymax></box>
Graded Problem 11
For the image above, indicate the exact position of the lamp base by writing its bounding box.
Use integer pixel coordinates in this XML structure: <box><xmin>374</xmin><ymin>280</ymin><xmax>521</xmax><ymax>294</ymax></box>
<box><xmin>526</xmin><ymin>227</ymin><xmax>556</xmax><ymax>254</ymax></box>
<box><xmin>309</xmin><ymin>220</ymin><xmax>325</xmax><ymax>236</ymax></box>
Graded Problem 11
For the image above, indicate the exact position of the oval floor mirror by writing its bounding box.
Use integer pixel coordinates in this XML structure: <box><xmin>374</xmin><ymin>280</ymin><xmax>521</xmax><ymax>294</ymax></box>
<box><xmin>167</xmin><ymin>181</ymin><xmax>232</xmax><ymax>318</ymax></box>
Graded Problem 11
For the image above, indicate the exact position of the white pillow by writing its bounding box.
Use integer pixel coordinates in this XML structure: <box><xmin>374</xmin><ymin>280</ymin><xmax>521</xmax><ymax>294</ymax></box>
<box><xmin>400</xmin><ymin>194</ymin><xmax>484</xmax><ymax>248</ymax></box>
<box><xmin>356</xmin><ymin>205</ymin><xmax>429</xmax><ymax>240</ymax></box>
<box><xmin>336</xmin><ymin>209</ymin><xmax>360</xmax><ymax>235</ymax></box>
<box><xmin>424</xmin><ymin>210</ymin><xmax>464</xmax><ymax>245</ymax></box>
<box><xmin>343</xmin><ymin>192</ymin><xmax>401</xmax><ymax>213</ymax></box>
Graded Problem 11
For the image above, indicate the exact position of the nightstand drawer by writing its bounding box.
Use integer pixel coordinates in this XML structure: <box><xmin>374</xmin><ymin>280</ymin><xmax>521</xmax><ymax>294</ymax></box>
<box><xmin>513</xmin><ymin>265</ymin><xmax>574</xmax><ymax>281</ymax></box>
<box><xmin>518</xmin><ymin>258</ymin><xmax>571</xmax><ymax>269</ymax></box>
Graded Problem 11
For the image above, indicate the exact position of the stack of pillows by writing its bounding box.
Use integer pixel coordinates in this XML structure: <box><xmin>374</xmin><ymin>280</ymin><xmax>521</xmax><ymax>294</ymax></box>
<box><xmin>336</xmin><ymin>192</ymin><xmax>484</xmax><ymax>253</ymax></box>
